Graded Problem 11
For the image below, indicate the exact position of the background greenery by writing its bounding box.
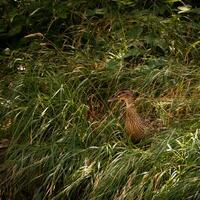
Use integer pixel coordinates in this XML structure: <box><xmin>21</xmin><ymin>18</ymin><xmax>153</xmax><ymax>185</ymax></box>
<box><xmin>1</xmin><ymin>0</ymin><xmax>200</xmax><ymax>199</ymax></box>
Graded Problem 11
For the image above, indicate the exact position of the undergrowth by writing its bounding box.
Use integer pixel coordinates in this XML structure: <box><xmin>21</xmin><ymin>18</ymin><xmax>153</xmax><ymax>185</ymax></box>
<box><xmin>1</xmin><ymin>1</ymin><xmax>200</xmax><ymax>199</ymax></box>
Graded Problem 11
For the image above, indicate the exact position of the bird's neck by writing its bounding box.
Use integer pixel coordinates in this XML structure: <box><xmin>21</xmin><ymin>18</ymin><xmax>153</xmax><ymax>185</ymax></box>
<box><xmin>125</xmin><ymin>98</ymin><xmax>135</xmax><ymax>109</ymax></box>
<box><xmin>125</xmin><ymin>99</ymin><xmax>144</xmax><ymax>123</ymax></box>
<box><xmin>124</xmin><ymin>98</ymin><xmax>139</xmax><ymax>118</ymax></box>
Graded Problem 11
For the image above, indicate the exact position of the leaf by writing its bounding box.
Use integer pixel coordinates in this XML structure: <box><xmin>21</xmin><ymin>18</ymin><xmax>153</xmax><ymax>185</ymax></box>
<box><xmin>94</xmin><ymin>8</ymin><xmax>106</xmax><ymax>15</ymax></box>
<box><xmin>145</xmin><ymin>32</ymin><xmax>159</xmax><ymax>45</ymax></box>
<box><xmin>24</xmin><ymin>32</ymin><xmax>44</xmax><ymax>38</ymax></box>
<box><xmin>191</xmin><ymin>41</ymin><xmax>200</xmax><ymax>48</ymax></box>
<box><xmin>87</xmin><ymin>8</ymin><xmax>107</xmax><ymax>17</ymax></box>
<box><xmin>178</xmin><ymin>5</ymin><xmax>192</xmax><ymax>14</ymax></box>
<box><xmin>166</xmin><ymin>0</ymin><xmax>182</xmax><ymax>3</ymax></box>
<box><xmin>127</xmin><ymin>25</ymin><xmax>143</xmax><ymax>38</ymax></box>
<box><xmin>8</xmin><ymin>15</ymin><xmax>26</xmax><ymax>36</ymax></box>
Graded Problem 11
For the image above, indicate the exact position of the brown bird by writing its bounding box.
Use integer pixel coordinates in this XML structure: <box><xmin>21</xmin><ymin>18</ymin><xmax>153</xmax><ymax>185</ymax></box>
<box><xmin>109</xmin><ymin>90</ymin><xmax>150</xmax><ymax>142</ymax></box>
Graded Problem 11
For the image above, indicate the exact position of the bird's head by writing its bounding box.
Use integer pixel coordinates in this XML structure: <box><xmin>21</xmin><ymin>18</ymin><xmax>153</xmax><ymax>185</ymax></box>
<box><xmin>108</xmin><ymin>90</ymin><xmax>137</xmax><ymax>103</ymax></box>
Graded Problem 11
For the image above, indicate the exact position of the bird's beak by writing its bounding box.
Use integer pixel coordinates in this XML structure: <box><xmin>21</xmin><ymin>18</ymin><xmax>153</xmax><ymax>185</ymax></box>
<box><xmin>108</xmin><ymin>96</ymin><xmax>118</xmax><ymax>102</ymax></box>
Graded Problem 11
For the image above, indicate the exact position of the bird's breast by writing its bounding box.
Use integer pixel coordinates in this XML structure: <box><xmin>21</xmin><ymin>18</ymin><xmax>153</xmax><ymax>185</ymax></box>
<box><xmin>125</xmin><ymin>107</ymin><xmax>147</xmax><ymax>141</ymax></box>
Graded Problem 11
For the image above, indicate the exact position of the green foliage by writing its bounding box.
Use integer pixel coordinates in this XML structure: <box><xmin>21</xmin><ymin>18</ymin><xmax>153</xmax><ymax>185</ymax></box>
<box><xmin>1</xmin><ymin>0</ymin><xmax>200</xmax><ymax>199</ymax></box>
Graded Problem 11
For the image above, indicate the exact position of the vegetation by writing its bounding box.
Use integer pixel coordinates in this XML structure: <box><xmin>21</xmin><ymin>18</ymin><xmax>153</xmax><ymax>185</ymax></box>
<box><xmin>1</xmin><ymin>0</ymin><xmax>200</xmax><ymax>199</ymax></box>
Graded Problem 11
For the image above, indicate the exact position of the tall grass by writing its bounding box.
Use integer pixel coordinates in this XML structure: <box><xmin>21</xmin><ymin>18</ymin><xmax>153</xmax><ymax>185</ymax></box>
<box><xmin>1</xmin><ymin>1</ymin><xmax>200</xmax><ymax>199</ymax></box>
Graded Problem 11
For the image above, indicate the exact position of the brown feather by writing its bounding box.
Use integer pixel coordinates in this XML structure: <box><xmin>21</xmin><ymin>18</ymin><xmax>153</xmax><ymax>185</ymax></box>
<box><xmin>125</xmin><ymin>105</ymin><xmax>148</xmax><ymax>142</ymax></box>
<box><xmin>109</xmin><ymin>90</ymin><xmax>150</xmax><ymax>142</ymax></box>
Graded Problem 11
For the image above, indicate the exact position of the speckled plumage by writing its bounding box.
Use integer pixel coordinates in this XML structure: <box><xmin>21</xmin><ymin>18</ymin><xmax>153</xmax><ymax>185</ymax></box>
<box><xmin>109</xmin><ymin>90</ymin><xmax>149</xmax><ymax>142</ymax></box>
<box><xmin>125</xmin><ymin>103</ymin><xmax>148</xmax><ymax>141</ymax></box>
